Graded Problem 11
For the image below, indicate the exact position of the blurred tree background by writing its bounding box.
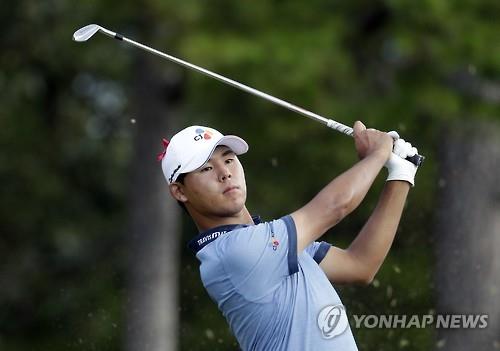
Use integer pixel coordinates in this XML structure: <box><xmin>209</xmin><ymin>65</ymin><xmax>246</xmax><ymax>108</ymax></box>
<box><xmin>1</xmin><ymin>0</ymin><xmax>499</xmax><ymax>350</ymax></box>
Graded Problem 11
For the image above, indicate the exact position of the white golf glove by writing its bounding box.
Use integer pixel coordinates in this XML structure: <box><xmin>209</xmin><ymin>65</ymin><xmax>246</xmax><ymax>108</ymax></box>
<box><xmin>384</xmin><ymin>131</ymin><xmax>419</xmax><ymax>186</ymax></box>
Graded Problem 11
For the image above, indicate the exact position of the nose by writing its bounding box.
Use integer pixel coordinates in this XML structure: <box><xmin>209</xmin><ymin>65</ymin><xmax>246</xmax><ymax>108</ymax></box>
<box><xmin>218</xmin><ymin>165</ymin><xmax>232</xmax><ymax>182</ymax></box>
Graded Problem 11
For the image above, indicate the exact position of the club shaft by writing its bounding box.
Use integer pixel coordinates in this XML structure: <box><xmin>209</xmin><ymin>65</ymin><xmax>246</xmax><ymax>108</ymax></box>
<box><xmin>113</xmin><ymin>35</ymin><xmax>354</xmax><ymax>136</ymax></box>
<box><xmin>94</xmin><ymin>26</ymin><xmax>424</xmax><ymax>167</ymax></box>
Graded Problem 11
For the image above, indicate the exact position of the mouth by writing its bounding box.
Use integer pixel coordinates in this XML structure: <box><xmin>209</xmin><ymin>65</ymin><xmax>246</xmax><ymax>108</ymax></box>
<box><xmin>223</xmin><ymin>186</ymin><xmax>240</xmax><ymax>194</ymax></box>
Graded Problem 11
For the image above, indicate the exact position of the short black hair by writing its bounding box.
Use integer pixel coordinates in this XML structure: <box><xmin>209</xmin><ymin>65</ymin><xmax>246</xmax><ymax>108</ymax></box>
<box><xmin>175</xmin><ymin>173</ymin><xmax>188</xmax><ymax>213</ymax></box>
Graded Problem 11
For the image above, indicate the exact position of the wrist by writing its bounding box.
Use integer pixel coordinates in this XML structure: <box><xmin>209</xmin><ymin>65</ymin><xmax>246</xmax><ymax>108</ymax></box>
<box><xmin>370</xmin><ymin>148</ymin><xmax>391</xmax><ymax>163</ymax></box>
<box><xmin>386</xmin><ymin>179</ymin><xmax>412</xmax><ymax>188</ymax></box>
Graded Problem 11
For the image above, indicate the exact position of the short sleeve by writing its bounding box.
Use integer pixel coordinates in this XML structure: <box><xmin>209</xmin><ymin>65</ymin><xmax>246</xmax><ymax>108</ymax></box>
<box><xmin>304</xmin><ymin>241</ymin><xmax>331</xmax><ymax>264</ymax></box>
<box><xmin>217</xmin><ymin>215</ymin><xmax>297</xmax><ymax>301</ymax></box>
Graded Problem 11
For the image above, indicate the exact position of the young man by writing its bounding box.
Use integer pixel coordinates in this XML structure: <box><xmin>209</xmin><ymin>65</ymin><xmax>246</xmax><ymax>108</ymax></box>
<box><xmin>159</xmin><ymin>122</ymin><xmax>419</xmax><ymax>350</ymax></box>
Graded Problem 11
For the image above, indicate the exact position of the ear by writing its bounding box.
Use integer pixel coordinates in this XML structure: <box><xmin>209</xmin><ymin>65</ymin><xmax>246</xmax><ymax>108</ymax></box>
<box><xmin>169</xmin><ymin>183</ymin><xmax>188</xmax><ymax>203</ymax></box>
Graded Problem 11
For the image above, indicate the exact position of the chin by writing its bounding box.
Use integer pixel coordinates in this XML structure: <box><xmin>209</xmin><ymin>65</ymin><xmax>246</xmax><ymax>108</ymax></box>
<box><xmin>217</xmin><ymin>198</ymin><xmax>246</xmax><ymax>217</ymax></box>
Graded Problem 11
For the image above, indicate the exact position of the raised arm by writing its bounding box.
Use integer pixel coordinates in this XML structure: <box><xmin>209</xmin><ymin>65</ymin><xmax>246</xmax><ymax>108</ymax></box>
<box><xmin>318</xmin><ymin>181</ymin><xmax>410</xmax><ymax>284</ymax></box>
<box><xmin>291</xmin><ymin>121</ymin><xmax>393</xmax><ymax>252</ymax></box>
<box><xmin>292</xmin><ymin>125</ymin><xmax>420</xmax><ymax>285</ymax></box>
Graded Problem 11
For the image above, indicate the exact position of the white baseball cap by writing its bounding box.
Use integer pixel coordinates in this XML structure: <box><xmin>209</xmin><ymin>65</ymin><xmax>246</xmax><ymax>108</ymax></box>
<box><xmin>159</xmin><ymin>126</ymin><xmax>249</xmax><ymax>184</ymax></box>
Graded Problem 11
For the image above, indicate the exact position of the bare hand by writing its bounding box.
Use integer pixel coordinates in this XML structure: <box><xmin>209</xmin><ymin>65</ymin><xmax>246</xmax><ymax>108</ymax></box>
<box><xmin>353</xmin><ymin>121</ymin><xmax>392</xmax><ymax>161</ymax></box>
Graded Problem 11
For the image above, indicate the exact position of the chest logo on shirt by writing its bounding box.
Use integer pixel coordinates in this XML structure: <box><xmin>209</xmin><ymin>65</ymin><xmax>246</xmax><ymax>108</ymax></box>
<box><xmin>270</xmin><ymin>233</ymin><xmax>279</xmax><ymax>251</ymax></box>
<box><xmin>317</xmin><ymin>304</ymin><xmax>349</xmax><ymax>339</ymax></box>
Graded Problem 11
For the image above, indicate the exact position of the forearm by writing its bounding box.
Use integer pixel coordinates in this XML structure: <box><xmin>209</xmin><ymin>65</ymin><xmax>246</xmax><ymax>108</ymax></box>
<box><xmin>347</xmin><ymin>181</ymin><xmax>410</xmax><ymax>280</ymax></box>
<box><xmin>315</xmin><ymin>150</ymin><xmax>388</xmax><ymax>220</ymax></box>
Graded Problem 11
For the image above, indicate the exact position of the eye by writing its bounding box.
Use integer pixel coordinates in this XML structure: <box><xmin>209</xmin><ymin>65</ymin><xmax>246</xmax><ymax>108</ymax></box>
<box><xmin>225</xmin><ymin>158</ymin><xmax>234</xmax><ymax>164</ymax></box>
<box><xmin>200</xmin><ymin>166</ymin><xmax>212</xmax><ymax>173</ymax></box>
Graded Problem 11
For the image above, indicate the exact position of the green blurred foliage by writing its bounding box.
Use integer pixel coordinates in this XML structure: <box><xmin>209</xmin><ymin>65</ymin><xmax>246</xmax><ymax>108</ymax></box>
<box><xmin>1</xmin><ymin>0</ymin><xmax>499</xmax><ymax>350</ymax></box>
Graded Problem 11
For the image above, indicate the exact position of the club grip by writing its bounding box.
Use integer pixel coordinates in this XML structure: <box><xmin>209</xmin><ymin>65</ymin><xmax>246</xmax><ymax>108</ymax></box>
<box><xmin>406</xmin><ymin>153</ymin><xmax>425</xmax><ymax>167</ymax></box>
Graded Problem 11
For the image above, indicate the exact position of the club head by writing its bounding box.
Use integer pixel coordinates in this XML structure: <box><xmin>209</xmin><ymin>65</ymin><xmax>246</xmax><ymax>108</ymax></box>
<box><xmin>73</xmin><ymin>24</ymin><xmax>102</xmax><ymax>42</ymax></box>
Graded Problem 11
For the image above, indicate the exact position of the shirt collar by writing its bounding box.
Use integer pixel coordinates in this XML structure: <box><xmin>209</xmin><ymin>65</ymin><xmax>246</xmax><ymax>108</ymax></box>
<box><xmin>187</xmin><ymin>215</ymin><xmax>262</xmax><ymax>254</ymax></box>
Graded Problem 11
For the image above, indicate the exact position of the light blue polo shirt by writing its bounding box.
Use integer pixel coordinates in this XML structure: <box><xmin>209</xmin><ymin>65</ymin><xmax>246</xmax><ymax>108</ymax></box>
<box><xmin>188</xmin><ymin>215</ymin><xmax>358</xmax><ymax>351</ymax></box>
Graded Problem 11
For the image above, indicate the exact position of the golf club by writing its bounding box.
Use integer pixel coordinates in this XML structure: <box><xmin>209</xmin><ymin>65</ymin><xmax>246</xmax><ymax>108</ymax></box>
<box><xmin>73</xmin><ymin>24</ymin><xmax>424</xmax><ymax>166</ymax></box>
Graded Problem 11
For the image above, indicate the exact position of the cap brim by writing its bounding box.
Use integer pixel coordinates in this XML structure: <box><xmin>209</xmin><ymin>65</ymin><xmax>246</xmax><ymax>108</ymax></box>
<box><xmin>181</xmin><ymin>135</ymin><xmax>249</xmax><ymax>174</ymax></box>
<box><xmin>216</xmin><ymin>135</ymin><xmax>249</xmax><ymax>155</ymax></box>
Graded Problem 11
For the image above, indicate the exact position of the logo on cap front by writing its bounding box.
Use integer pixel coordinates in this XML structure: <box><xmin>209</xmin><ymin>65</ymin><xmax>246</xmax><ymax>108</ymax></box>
<box><xmin>194</xmin><ymin>128</ymin><xmax>213</xmax><ymax>141</ymax></box>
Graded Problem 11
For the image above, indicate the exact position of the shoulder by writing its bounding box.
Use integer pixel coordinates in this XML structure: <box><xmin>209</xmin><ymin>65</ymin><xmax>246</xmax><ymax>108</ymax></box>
<box><xmin>217</xmin><ymin>216</ymin><xmax>298</xmax><ymax>276</ymax></box>
<box><xmin>216</xmin><ymin>220</ymin><xmax>272</xmax><ymax>256</ymax></box>
<box><xmin>219</xmin><ymin>217</ymin><xmax>293</xmax><ymax>250</ymax></box>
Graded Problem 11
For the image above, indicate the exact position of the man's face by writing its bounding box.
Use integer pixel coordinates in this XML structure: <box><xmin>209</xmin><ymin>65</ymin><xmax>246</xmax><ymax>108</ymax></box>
<box><xmin>174</xmin><ymin>146</ymin><xmax>247</xmax><ymax>217</ymax></box>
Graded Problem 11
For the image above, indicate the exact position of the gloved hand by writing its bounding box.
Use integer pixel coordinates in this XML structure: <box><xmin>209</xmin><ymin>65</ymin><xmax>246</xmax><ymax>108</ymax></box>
<box><xmin>384</xmin><ymin>131</ymin><xmax>419</xmax><ymax>186</ymax></box>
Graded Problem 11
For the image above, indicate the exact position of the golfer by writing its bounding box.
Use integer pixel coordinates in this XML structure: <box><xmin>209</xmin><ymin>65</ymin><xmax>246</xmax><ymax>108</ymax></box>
<box><xmin>159</xmin><ymin>121</ymin><xmax>419</xmax><ymax>350</ymax></box>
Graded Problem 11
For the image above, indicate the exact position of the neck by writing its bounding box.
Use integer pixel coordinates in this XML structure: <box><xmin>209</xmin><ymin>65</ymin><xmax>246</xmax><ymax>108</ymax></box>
<box><xmin>189</xmin><ymin>207</ymin><xmax>254</xmax><ymax>232</ymax></box>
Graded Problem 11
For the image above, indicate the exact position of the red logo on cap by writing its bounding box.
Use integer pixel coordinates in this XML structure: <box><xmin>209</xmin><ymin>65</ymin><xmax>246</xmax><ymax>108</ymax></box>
<box><xmin>194</xmin><ymin>128</ymin><xmax>213</xmax><ymax>141</ymax></box>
